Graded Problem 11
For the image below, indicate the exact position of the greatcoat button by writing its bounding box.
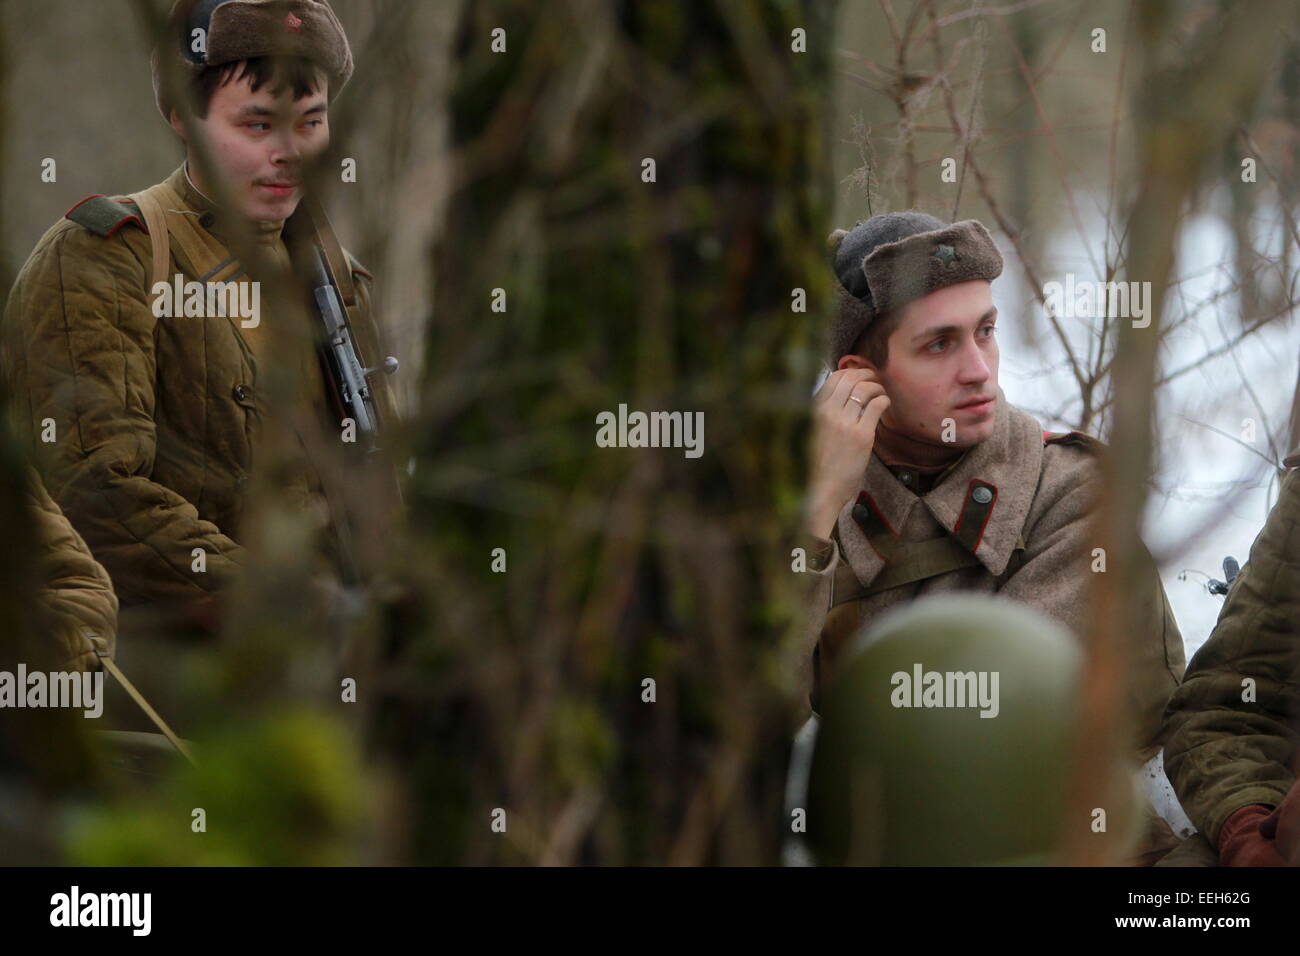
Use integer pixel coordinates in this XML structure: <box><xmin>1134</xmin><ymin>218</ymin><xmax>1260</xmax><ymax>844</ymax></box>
<box><xmin>199</xmin><ymin>212</ymin><xmax>216</xmax><ymax>229</ymax></box>
<box><xmin>972</xmin><ymin>486</ymin><xmax>994</xmax><ymax>504</ymax></box>
<box><xmin>896</xmin><ymin>469</ymin><xmax>913</xmax><ymax>485</ymax></box>
<box><xmin>233</xmin><ymin>383</ymin><xmax>251</xmax><ymax>402</ymax></box>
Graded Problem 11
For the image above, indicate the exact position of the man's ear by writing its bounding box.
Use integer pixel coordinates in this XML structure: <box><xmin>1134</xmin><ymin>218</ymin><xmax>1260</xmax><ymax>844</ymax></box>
<box><xmin>168</xmin><ymin>107</ymin><xmax>188</xmax><ymax>141</ymax></box>
<box><xmin>837</xmin><ymin>353</ymin><xmax>874</xmax><ymax>372</ymax></box>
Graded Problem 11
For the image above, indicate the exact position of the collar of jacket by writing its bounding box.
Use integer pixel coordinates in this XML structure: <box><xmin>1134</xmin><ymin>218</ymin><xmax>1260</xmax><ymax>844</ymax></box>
<box><xmin>170</xmin><ymin>164</ymin><xmax>288</xmax><ymax>247</ymax></box>
<box><xmin>835</xmin><ymin>387</ymin><xmax>1044</xmax><ymax>585</ymax></box>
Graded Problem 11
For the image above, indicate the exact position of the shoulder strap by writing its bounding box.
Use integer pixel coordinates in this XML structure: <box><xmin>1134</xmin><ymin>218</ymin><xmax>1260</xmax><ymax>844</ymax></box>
<box><xmin>127</xmin><ymin>189</ymin><xmax>172</xmax><ymax>304</ymax></box>
<box><xmin>128</xmin><ymin>182</ymin><xmax>241</xmax><ymax>287</ymax></box>
<box><xmin>66</xmin><ymin>191</ymin><xmax>171</xmax><ymax>312</ymax></box>
<box><xmin>1043</xmin><ymin>429</ymin><xmax>1106</xmax><ymax>455</ymax></box>
<box><xmin>65</xmin><ymin>195</ymin><xmax>146</xmax><ymax>238</ymax></box>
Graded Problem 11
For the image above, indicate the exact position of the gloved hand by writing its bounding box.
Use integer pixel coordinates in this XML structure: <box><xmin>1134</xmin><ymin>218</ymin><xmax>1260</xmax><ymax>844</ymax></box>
<box><xmin>1218</xmin><ymin>804</ymin><xmax>1286</xmax><ymax>866</ymax></box>
<box><xmin>1258</xmin><ymin>781</ymin><xmax>1300</xmax><ymax>865</ymax></box>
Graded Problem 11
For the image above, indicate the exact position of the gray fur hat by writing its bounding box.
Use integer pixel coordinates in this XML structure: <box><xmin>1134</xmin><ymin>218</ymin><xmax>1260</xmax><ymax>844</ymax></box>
<box><xmin>827</xmin><ymin>212</ymin><xmax>1003</xmax><ymax>363</ymax></box>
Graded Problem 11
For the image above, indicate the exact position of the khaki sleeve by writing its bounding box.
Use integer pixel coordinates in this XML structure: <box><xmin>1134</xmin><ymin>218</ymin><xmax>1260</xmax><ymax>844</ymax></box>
<box><xmin>26</xmin><ymin>468</ymin><xmax>118</xmax><ymax>672</ymax></box>
<box><xmin>1</xmin><ymin>224</ymin><xmax>247</xmax><ymax>606</ymax></box>
<box><xmin>1162</xmin><ymin>466</ymin><xmax>1299</xmax><ymax>846</ymax></box>
<box><xmin>791</xmin><ymin>533</ymin><xmax>838</xmax><ymax>719</ymax></box>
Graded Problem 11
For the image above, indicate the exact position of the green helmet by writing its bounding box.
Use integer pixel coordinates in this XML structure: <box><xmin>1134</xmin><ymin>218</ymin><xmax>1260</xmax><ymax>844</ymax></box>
<box><xmin>802</xmin><ymin>594</ymin><xmax>1138</xmax><ymax>865</ymax></box>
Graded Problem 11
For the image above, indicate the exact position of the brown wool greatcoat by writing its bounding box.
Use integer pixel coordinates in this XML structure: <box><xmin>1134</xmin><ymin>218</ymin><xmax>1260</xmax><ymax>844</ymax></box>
<box><xmin>797</xmin><ymin>390</ymin><xmax>1186</xmax><ymax>764</ymax></box>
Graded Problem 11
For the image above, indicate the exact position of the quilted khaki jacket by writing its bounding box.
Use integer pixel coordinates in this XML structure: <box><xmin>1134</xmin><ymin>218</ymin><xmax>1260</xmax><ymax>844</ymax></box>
<box><xmin>1162</xmin><ymin>447</ymin><xmax>1300</xmax><ymax>847</ymax></box>
<box><xmin>797</xmin><ymin>391</ymin><xmax>1186</xmax><ymax>763</ymax></box>
<box><xmin>1</xmin><ymin>165</ymin><xmax>395</xmax><ymax>612</ymax></box>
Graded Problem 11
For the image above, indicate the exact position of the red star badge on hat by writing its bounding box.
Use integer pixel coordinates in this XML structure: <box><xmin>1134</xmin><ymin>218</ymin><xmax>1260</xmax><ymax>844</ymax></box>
<box><xmin>285</xmin><ymin>11</ymin><xmax>303</xmax><ymax>32</ymax></box>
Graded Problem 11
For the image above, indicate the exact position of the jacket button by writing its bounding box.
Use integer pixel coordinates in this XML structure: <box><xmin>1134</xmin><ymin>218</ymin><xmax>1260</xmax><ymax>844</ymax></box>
<box><xmin>233</xmin><ymin>384</ymin><xmax>251</xmax><ymax>402</ymax></box>
<box><xmin>199</xmin><ymin>212</ymin><xmax>215</xmax><ymax>228</ymax></box>
<box><xmin>896</xmin><ymin>469</ymin><xmax>913</xmax><ymax>486</ymax></box>
<box><xmin>972</xmin><ymin>486</ymin><xmax>994</xmax><ymax>504</ymax></box>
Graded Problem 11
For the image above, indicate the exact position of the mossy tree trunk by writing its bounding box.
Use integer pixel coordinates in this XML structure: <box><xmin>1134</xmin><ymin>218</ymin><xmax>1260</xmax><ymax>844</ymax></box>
<box><xmin>379</xmin><ymin>0</ymin><xmax>838</xmax><ymax>864</ymax></box>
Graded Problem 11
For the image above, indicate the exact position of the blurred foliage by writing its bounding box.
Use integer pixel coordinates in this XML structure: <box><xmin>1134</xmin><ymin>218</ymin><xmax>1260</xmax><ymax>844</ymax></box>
<box><xmin>66</xmin><ymin>709</ymin><xmax>365</xmax><ymax>866</ymax></box>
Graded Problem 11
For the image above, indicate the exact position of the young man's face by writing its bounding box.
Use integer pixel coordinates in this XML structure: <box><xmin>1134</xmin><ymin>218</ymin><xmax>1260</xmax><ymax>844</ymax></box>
<box><xmin>839</xmin><ymin>280</ymin><xmax>1000</xmax><ymax>448</ymax></box>
<box><xmin>174</xmin><ymin>66</ymin><xmax>329</xmax><ymax>222</ymax></box>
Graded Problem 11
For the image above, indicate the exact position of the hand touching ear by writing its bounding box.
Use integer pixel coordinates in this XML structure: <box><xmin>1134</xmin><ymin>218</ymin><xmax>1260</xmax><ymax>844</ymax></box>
<box><xmin>805</xmin><ymin>368</ymin><xmax>890</xmax><ymax>540</ymax></box>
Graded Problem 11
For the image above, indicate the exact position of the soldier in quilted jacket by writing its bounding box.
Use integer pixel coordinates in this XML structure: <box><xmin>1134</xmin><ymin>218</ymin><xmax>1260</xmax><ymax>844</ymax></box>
<box><xmin>0</xmin><ymin>1</ymin><xmax>396</xmax><ymax>630</ymax></box>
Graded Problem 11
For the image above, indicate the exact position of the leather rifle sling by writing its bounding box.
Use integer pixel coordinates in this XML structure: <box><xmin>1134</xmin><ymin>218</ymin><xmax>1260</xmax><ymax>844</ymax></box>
<box><xmin>304</xmin><ymin>197</ymin><xmax>358</xmax><ymax>311</ymax></box>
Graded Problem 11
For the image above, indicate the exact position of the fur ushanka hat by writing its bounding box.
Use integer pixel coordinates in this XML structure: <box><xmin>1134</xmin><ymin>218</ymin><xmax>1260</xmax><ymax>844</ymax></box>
<box><xmin>152</xmin><ymin>0</ymin><xmax>354</xmax><ymax>121</ymax></box>
<box><xmin>827</xmin><ymin>212</ymin><xmax>1003</xmax><ymax>364</ymax></box>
